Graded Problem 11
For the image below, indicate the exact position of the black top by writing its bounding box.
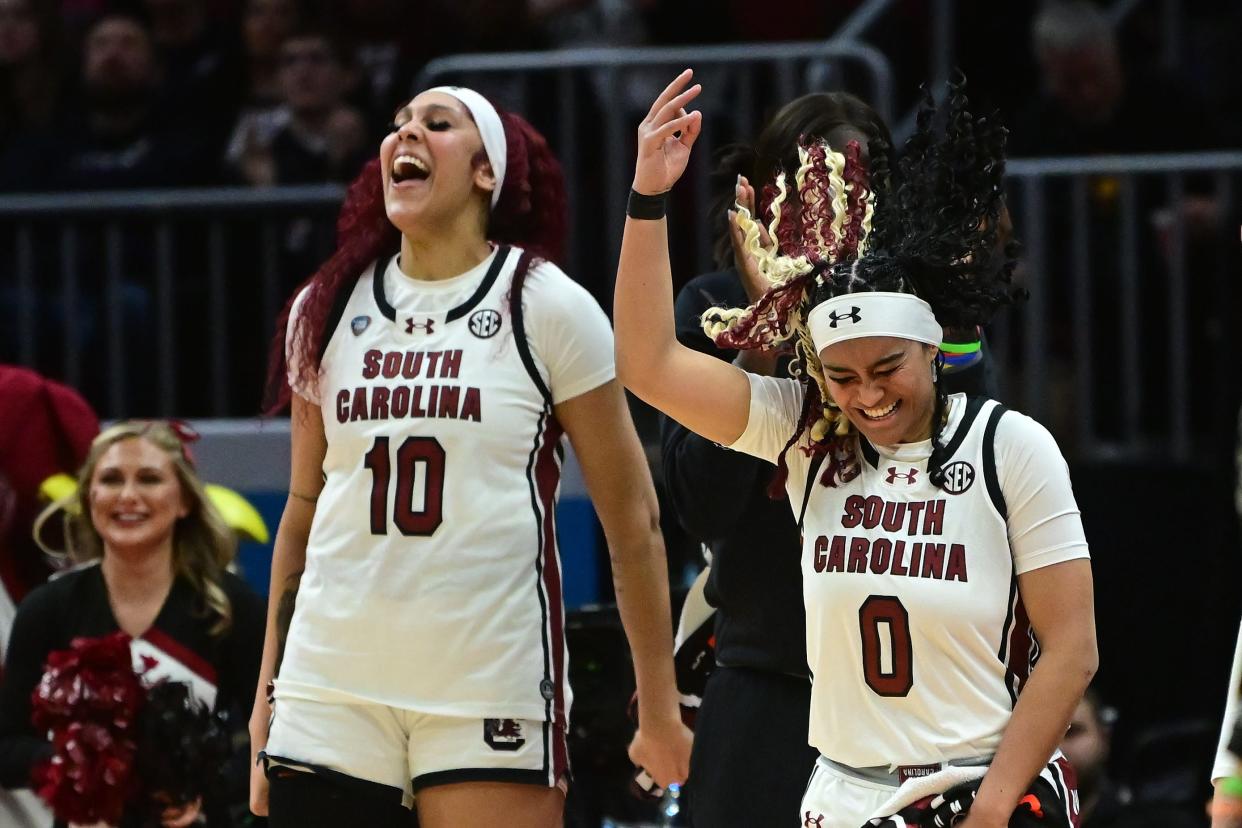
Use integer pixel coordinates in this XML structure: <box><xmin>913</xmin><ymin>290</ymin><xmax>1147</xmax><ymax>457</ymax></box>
<box><xmin>0</xmin><ymin>563</ymin><xmax>264</xmax><ymax>821</ymax></box>
<box><xmin>661</xmin><ymin>270</ymin><xmax>809</xmax><ymax>676</ymax></box>
<box><xmin>661</xmin><ymin>269</ymin><xmax>998</xmax><ymax>677</ymax></box>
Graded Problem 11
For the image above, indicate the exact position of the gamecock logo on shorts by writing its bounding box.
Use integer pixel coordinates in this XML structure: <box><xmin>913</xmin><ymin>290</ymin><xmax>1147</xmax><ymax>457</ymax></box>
<box><xmin>484</xmin><ymin>718</ymin><xmax>525</xmax><ymax>751</ymax></box>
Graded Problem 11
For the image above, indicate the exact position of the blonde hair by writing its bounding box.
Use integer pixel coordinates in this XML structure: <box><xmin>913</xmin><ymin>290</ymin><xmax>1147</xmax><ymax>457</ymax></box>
<box><xmin>33</xmin><ymin>421</ymin><xmax>237</xmax><ymax>635</ymax></box>
<box><xmin>701</xmin><ymin>140</ymin><xmax>875</xmax><ymax>446</ymax></box>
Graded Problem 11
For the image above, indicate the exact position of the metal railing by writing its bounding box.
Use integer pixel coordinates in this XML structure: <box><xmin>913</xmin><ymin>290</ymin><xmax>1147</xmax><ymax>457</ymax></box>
<box><xmin>0</xmin><ymin>33</ymin><xmax>1236</xmax><ymax>462</ymax></box>
<box><xmin>0</xmin><ymin>185</ymin><xmax>344</xmax><ymax>417</ymax></box>
<box><xmin>831</xmin><ymin>0</ymin><xmax>956</xmax><ymax>143</ymax></box>
<box><xmin>414</xmin><ymin>41</ymin><xmax>895</xmax><ymax>289</ymax></box>
<box><xmin>997</xmin><ymin>151</ymin><xmax>1242</xmax><ymax>462</ymax></box>
<box><xmin>4</xmin><ymin>150</ymin><xmax>1238</xmax><ymax>463</ymax></box>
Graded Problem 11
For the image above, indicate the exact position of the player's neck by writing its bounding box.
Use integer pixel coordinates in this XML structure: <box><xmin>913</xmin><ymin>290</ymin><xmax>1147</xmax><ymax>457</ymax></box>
<box><xmin>398</xmin><ymin>226</ymin><xmax>492</xmax><ymax>283</ymax></box>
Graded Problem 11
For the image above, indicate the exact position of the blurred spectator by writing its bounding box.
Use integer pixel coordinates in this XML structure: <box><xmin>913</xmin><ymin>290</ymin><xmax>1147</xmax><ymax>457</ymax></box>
<box><xmin>228</xmin><ymin>24</ymin><xmax>367</xmax><ymax>186</ymax></box>
<box><xmin>0</xmin><ymin>0</ymin><xmax>64</xmax><ymax>151</ymax></box>
<box><xmin>0</xmin><ymin>420</ymin><xmax>265</xmax><ymax>827</ymax></box>
<box><xmin>332</xmin><ymin>0</ymin><xmax>426</xmax><ymax>134</ymax></box>
<box><xmin>0</xmin><ymin>12</ymin><xmax>221</xmax><ymax>190</ymax></box>
<box><xmin>529</xmin><ymin>0</ymin><xmax>650</xmax><ymax>50</ymax></box>
<box><xmin>1061</xmin><ymin>688</ymin><xmax>1125</xmax><ymax>826</ymax></box>
<box><xmin>221</xmin><ymin>0</ymin><xmax>302</xmax><ymax>171</ymax></box>
<box><xmin>1011</xmin><ymin>0</ymin><xmax>1219</xmax><ymax>156</ymax></box>
<box><xmin>240</xmin><ymin>0</ymin><xmax>301</xmax><ymax>107</ymax></box>
<box><xmin>142</xmin><ymin>0</ymin><xmax>244</xmax><ymax>148</ymax></box>
<box><xmin>1060</xmin><ymin>685</ymin><xmax>1212</xmax><ymax>828</ymax></box>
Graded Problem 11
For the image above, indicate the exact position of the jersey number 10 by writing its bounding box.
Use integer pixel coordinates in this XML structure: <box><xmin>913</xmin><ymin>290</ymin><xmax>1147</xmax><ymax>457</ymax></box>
<box><xmin>363</xmin><ymin>436</ymin><xmax>446</xmax><ymax>536</ymax></box>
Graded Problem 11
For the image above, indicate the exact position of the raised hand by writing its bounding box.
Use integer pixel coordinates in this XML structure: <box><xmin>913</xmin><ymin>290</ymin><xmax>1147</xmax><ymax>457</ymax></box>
<box><xmin>632</xmin><ymin>69</ymin><xmax>703</xmax><ymax>197</ymax></box>
<box><xmin>728</xmin><ymin>173</ymin><xmax>775</xmax><ymax>303</ymax></box>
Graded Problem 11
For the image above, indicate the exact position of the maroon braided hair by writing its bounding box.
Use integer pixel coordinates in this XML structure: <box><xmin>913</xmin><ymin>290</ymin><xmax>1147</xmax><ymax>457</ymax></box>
<box><xmin>706</xmin><ymin>139</ymin><xmax>874</xmax><ymax>489</ymax></box>
<box><xmin>263</xmin><ymin>102</ymin><xmax>567</xmax><ymax>412</ymax></box>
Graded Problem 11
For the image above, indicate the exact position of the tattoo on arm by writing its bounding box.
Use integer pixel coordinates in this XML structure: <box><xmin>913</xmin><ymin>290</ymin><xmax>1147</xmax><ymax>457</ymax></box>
<box><xmin>274</xmin><ymin>571</ymin><xmax>302</xmax><ymax>677</ymax></box>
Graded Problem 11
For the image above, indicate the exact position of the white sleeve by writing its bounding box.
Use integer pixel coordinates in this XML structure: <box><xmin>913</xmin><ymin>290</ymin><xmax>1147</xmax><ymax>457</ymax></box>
<box><xmin>724</xmin><ymin>373</ymin><xmax>804</xmax><ymax>465</ymax></box>
<box><xmin>523</xmin><ymin>262</ymin><xmax>616</xmax><ymax>405</ymax></box>
<box><xmin>994</xmin><ymin>410</ymin><xmax>1091</xmax><ymax>574</ymax></box>
<box><xmin>285</xmin><ymin>286</ymin><xmax>321</xmax><ymax>405</ymax></box>
<box><xmin>1213</xmin><ymin>619</ymin><xmax>1242</xmax><ymax>782</ymax></box>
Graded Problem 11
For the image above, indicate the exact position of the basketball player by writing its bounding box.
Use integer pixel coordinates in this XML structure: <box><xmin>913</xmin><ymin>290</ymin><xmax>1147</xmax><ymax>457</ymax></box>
<box><xmin>251</xmin><ymin>87</ymin><xmax>691</xmax><ymax>827</ymax></box>
<box><xmin>1212</xmin><ymin>618</ymin><xmax>1242</xmax><ymax>828</ymax></box>
<box><xmin>615</xmin><ymin>70</ymin><xmax>1096</xmax><ymax>828</ymax></box>
<box><xmin>663</xmin><ymin>90</ymin><xmax>1010</xmax><ymax>827</ymax></box>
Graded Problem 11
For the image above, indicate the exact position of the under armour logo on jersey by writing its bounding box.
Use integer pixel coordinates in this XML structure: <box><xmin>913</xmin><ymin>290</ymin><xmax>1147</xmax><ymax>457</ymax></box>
<box><xmin>941</xmin><ymin>460</ymin><xmax>976</xmax><ymax>494</ymax></box>
<box><xmin>802</xmin><ymin>812</ymin><xmax>825</xmax><ymax>827</ymax></box>
<box><xmin>469</xmin><ymin>308</ymin><xmax>502</xmax><ymax>339</ymax></box>
<box><xmin>886</xmin><ymin>466</ymin><xmax>918</xmax><ymax>485</ymax></box>
<box><xmin>405</xmin><ymin>317</ymin><xmax>435</xmax><ymax>334</ymax></box>
<box><xmin>351</xmin><ymin>315</ymin><xmax>371</xmax><ymax>336</ymax></box>
<box><xmin>828</xmin><ymin>307</ymin><xmax>861</xmax><ymax>327</ymax></box>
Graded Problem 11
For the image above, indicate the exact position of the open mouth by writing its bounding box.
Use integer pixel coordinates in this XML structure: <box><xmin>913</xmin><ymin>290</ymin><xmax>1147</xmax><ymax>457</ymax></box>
<box><xmin>113</xmin><ymin>512</ymin><xmax>149</xmax><ymax>525</ymax></box>
<box><xmin>860</xmin><ymin>400</ymin><xmax>900</xmax><ymax>421</ymax></box>
<box><xmin>391</xmin><ymin>154</ymin><xmax>429</xmax><ymax>184</ymax></box>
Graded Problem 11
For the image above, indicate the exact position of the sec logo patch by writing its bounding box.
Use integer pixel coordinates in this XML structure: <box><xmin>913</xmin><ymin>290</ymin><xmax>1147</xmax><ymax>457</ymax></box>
<box><xmin>941</xmin><ymin>461</ymin><xmax>975</xmax><ymax>494</ymax></box>
<box><xmin>469</xmin><ymin>309</ymin><xmax>502</xmax><ymax>338</ymax></box>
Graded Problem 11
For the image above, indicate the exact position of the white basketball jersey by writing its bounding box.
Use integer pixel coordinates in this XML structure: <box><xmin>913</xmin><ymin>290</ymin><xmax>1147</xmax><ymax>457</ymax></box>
<box><xmin>279</xmin><ymin>245</ymin><xmax>611</xmax><ymax>732</ymax></box>
<box><xmin>731</xmin><ymin>384</ymin><xmax>1088</xmax><ymax>768</ymax></box>
<box><xmin>795</xmin><ymin>394</ymin><xmax>1024</xmax><ymax>767</ymax></box>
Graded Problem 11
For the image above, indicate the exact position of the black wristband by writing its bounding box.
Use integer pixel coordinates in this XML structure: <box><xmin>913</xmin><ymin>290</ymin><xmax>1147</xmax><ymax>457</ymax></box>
<box><xmin>627</xmin><ymin>188</ymin><xmax>667</xmax><ymax>220</ymax></box>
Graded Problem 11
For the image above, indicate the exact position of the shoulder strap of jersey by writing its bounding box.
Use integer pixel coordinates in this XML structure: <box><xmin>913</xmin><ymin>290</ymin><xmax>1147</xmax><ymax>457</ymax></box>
<box><xmin>797</xmin><ymin>453</ymin><xmax>827</xmax><ymax>532</ymax></box>
<box><xmin>981</xmin><ymin>400</ymin><xmax>1011</xmax><ymax>520</ymax></box>
<box><xmin>447</xmin><ymin>245</ymin><xmax>511</xmax><ymax>322</ymax></box>
<box><xmin>507</xmin><ymin>249</ymin><xmax>553</xmax><ymax>407</ymax></box>
<box><xmin>318</xmin><ymin>255</ymin><xmax>392</xmax><ymax>361</ymax></box>
<box><xmin>940</xmin><ymin>394</ymin><xmax>988</xmax><ymax>459</ymax></box>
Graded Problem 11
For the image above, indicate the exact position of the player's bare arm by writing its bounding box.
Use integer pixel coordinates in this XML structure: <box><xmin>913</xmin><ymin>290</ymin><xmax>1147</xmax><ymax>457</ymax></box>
<box><xmin>249</xmin><ymin>393</ymin><xmax>325</xmax><ymax>817</ymax></box>
<box><xmin>614</xmin><ymin>69</ymin><xmax>752</xmax><ymax>446</ymax></box>
<box><xmin>962</xmin><ymin>559</ymin><xmax>1097</xmax><ymax>827</ymax></box>
<box><xmin>555</xmin><ymin>378</ymin><xmax>693</xmax><ymax>789</ymax></box>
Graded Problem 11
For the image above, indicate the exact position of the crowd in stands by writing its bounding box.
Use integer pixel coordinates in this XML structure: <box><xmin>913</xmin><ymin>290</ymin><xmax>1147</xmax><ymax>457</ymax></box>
<box><xmin>0</xmin><ymin>3</ymin><xmax>1240</xmax><ymax>823</ymax></box>
<box><xmin>1</xmin><ymin>0</ymin><xmax>1239</xmax><ymax>195</ymax></box>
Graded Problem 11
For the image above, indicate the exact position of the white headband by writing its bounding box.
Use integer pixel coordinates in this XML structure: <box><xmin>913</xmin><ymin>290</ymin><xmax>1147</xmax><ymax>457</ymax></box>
<box><xmin>427</xmin><ymin>86</ymin><xmax>507</xmax><ymax>208</ymax></box>
<box><xmin>807</xmin><ymin>292</ymin><xmax>944</xmax><ymax>355</ymax></box>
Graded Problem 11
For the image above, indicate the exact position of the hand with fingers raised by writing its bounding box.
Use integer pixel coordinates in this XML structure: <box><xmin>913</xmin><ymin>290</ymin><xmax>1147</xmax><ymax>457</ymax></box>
<box><xmin>727</xmin><ymin>173</ymin><xmax>775</xmax><ymax>304</ymax></box>
<box><xmin>632</xmin><ymin>69</ymin><xmax>704</xmax><ymax>200</ymax></box>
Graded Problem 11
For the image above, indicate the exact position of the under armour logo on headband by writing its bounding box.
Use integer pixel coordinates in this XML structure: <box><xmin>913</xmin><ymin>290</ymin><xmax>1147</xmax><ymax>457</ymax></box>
<box><xmin>828</xmin><ymin>307</ymin><xmax>861</xmax><ymax>327</ymax></box>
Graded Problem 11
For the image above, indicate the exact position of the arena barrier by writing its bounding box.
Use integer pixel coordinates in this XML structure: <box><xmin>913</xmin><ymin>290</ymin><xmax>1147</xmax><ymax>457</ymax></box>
<box><xmin>2</xmin><ymin>150</ymin><xmax>1237</xmax><ymax>460</ymax></box>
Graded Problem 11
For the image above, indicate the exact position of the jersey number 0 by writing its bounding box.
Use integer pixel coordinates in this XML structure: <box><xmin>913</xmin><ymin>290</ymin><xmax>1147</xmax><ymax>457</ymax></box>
<box><xmin>363</xmin><ymin>436</ymin><xmax>446</xmax><ymax>536</ymax></box>
<box><xmin>859</xmin><ymin>595</ymin><xmax>913</xmax><ymax>697</ymax></box>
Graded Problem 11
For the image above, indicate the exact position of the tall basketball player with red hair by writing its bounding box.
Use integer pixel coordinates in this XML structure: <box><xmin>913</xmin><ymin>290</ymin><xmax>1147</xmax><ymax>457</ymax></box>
<box><xmin>252</xmin><ymin>86</ymin><xmax>691</xmax><ymax>827</ymax></box>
